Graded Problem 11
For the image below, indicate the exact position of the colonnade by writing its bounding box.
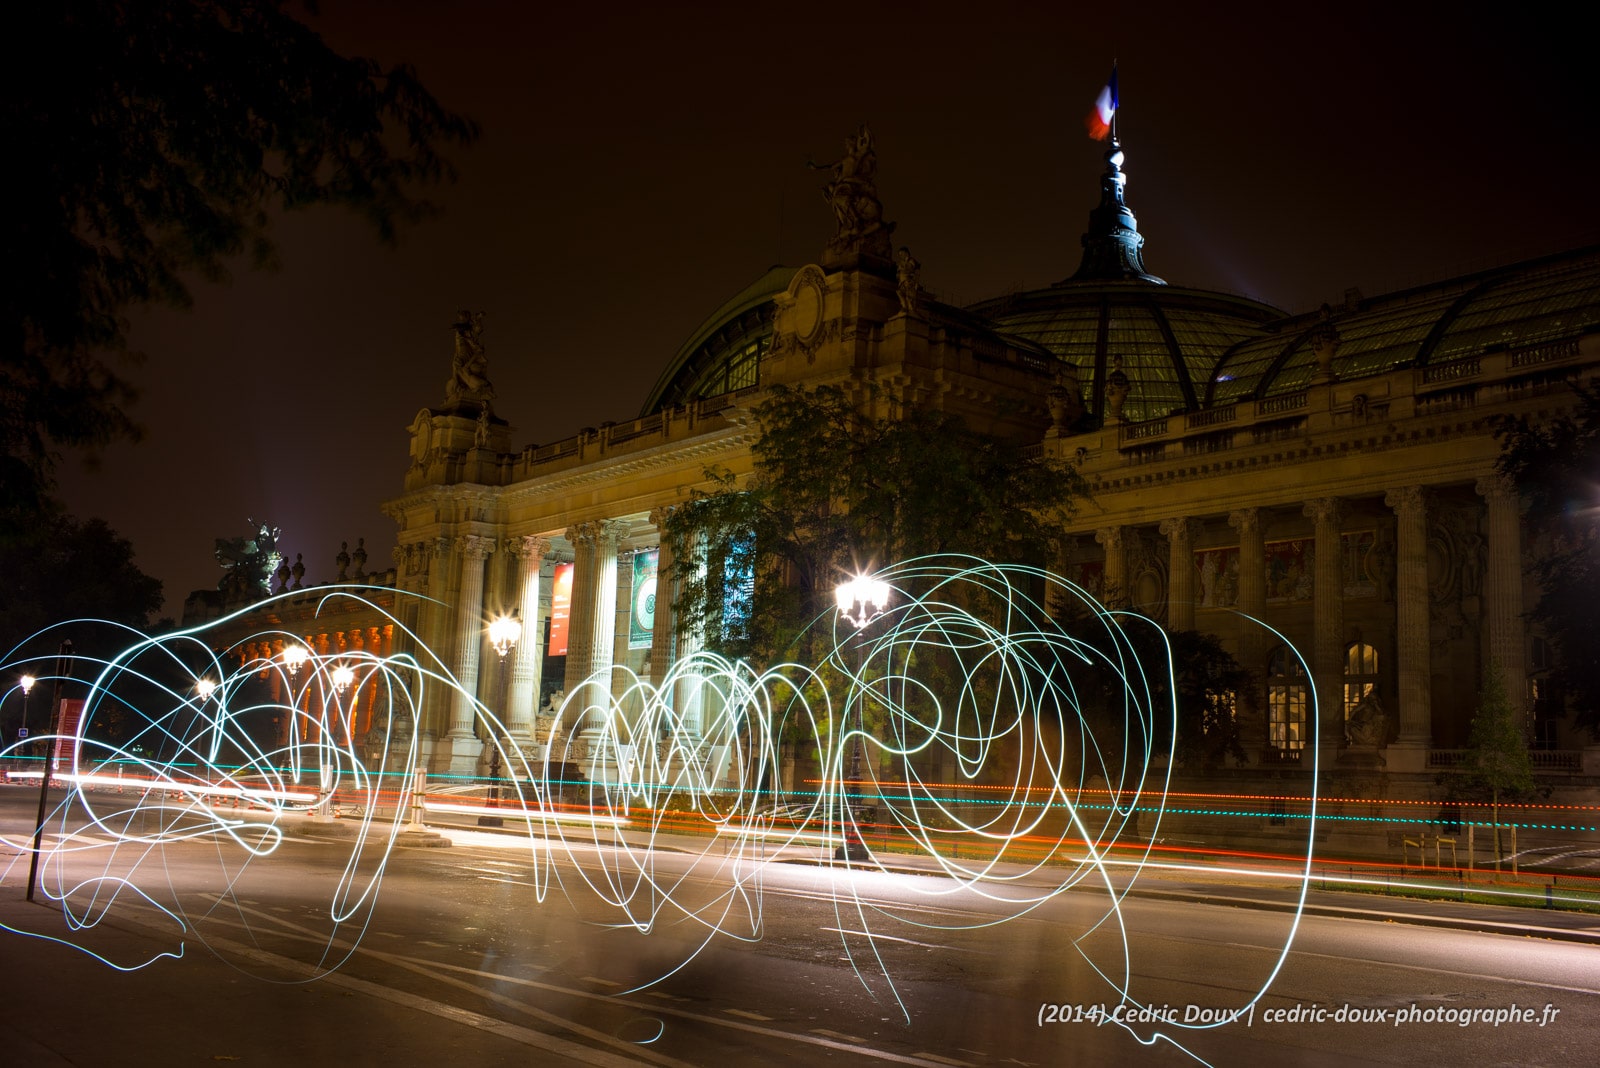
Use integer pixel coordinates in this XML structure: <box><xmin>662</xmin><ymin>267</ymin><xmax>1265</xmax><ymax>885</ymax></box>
<box><xmin>396</xmin><ymin>512</ymin><xmax>683</xmax><ymax>776</ymax></box>
<box><xmin>1086</xmin><ymin>478</ymin><xmax>1525</xmax><ymax>770</ymax></box>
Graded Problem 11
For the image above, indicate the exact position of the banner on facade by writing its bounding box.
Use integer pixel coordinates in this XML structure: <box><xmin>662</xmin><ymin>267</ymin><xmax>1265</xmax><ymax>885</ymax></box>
<box><xmin>630</xmin><ymin>549</ymin><xmax>658</xmax><ymax>650</ymax></box>
<box><xmin>548</xmin><ymin>562</ymin><xmax>574</xmax><ymax>657</ymax></box>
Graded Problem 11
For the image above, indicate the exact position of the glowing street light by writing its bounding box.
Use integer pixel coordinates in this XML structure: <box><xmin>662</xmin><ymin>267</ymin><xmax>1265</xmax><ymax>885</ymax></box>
<box><xmin>481</xmin><ymin>613</ymin><xmax>522</xmax><ymax>825</ymax></box>
<box><xmin>196</xmin><ymin>678</ymin><xmax>217</xmax><ymax>700</ymax></box>
<box><xmin>17</xmin><ymin>674</ymin><xmax>36</xmax><ymax>744</ymax></box>
<box><xmin>835</xmin><ymin>573</ymin><xmax>892</xmax><ymax>861</ymax></box>
<box><xmin>282</xmin><ymin>643</ymin><xmax>309</xmax><ymax>676</ymax></box>
<box><xmin>331</xmin><ymin>663</ymin><xmax>356</xmax><ymax>695</ymax></box>
<box><xmin>836</xmin><ymin>575</ymin><xmax>892</xmax><ymax>630</ymax></box>
<box><xmin>488</xmin><ymin>612</ymin><xmax>522</xmax><ymax>660</ymax></box>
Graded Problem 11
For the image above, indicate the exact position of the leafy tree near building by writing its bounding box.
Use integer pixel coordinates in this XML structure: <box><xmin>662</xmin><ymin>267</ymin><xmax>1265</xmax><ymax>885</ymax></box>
<box><xmin>0</xmin><ymin>507</ymin><xmax>165</xmax><ymax>751</ymax></box>
<box><xmin>1051</xmin><ymin>606</ymin><xmax>1253</xmax><ymax>771</ymax></box>
<box><xmin>3</xmin><ymin>0</ymin><xmax>478</xmax><ymax>519</ymax></box>
<box><xmin>661</xmin><ymin>383</ymin><xmax>1089</xmax><ymax>666</ymax></box>
<box><xmin>1460</xmin><ymin>660</ymin><xmax>1535</xmax><ymax>872</ymax></box>
<box><xmin>1495</xmin><ymin>382</ymin><xmax>1600</xmax><ymax>735</ymax></box>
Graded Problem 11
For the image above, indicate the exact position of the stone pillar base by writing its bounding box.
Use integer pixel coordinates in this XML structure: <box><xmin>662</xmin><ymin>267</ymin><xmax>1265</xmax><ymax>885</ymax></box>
<box><xmin>433</xmin><ymin>733</ymin><xmax>481</xmax><ymax>778</ymax></box>
<box><xmin>1583</xmin><ymin>746</ymin><xmax>1600</xmax><ymax>776</ymax></box>
<box><xmin>1383</xmin><ymin>742</ymin><xmax>1430</xmax><ymax>774</ymax></box>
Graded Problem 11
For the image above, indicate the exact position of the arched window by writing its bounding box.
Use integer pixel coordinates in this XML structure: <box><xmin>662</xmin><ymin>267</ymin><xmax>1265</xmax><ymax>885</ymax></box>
<box><xmin>1267</xmin><ymin>645</ymin><xmax>1308</xmax><ymax>753</ymax></box>
<box><xmin>1343</xmin><ymin>642</ymin><xmax>1379</xmax><ymax>725</ymax></box>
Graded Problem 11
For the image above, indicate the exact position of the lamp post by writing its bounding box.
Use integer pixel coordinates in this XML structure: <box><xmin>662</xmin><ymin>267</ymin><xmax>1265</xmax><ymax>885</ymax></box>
<box><xmin>17</xmin><ymin>674</ymin><xmax>36</xmax><ymax>753</ymax></box>
<box><xmin>315</xmin><ymin>662</ymin><xmax>355</xmax><ymax>822</ymax></box>
<box><xmin>480</xmin><ymin>613</ymin><xmax>521</xmax><ymax>827</ymax></box>
<box><xmin>834</xmin><ymin>575</ymin><xmax>891</xmax><ymax>861</ymax></box>
<box><xmin>26</xmin><ymin>639</ymin><xmax>73</xmax><ymax>902</ymax></box>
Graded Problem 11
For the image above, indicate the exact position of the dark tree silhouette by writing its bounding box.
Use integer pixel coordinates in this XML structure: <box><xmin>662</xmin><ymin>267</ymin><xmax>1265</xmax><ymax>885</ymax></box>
<box><xmin>2</xmin><ymin>1</ymin><xmax>478</xmax><ymax>514</ymax></box>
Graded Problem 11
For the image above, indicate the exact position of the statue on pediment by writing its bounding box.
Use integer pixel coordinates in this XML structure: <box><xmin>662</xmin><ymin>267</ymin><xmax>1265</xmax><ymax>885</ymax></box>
<box><xmin>811</xmin><ymin>124</ymin><xmax>894</xmax><ymax>259</ymax></box>
<box><xmin>445</xmin><ymin>309</ymin><xmax>493</xmax><ymax>406</ymax></box>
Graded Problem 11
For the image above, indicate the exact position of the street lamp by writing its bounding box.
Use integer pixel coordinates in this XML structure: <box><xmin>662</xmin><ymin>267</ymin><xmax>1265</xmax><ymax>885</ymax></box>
<box><xmin>330</xmin><ymin>663</ymin><xmax>355</xmax><ymax>695</ymax></box>
<box><xmin>836</xmin><ymin>575</ymin><xmax>891</xmax><ymax>630</ymax></box>
<box><xmin>489</xmin><ymin>612</ymin><xmax>522</xmax><ymax>661</ymax></box>
<box><xmin>481</xmin><ymin>614</ymin><xmax>521</xmax><ymax>826</ymax></box>
<box><xmin>835</xmin><ymin>574</ymin><xmax>892</xmax><ymax>861</ymax></box>
<box><xmin>17</xmin><ymin>674</ymin><xmax>36</xmax><ymax>755</ymax></box>
<box><xmin>282</xmin><ymin>643</ymin><xmax>309</xmax><ymax>676</ymax></box>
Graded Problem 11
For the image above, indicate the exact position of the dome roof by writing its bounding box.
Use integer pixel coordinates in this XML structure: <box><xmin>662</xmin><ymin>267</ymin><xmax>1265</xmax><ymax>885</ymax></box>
<box><xmin>639</xmin><ymin>265</ymin><xmax>797</xmax><ymax>416</ymax></box>
<box><xmin>1207</xmin><ymin>245</ymin><xmax>1600</xmax><ymax>405</ymax></box>
<box><xmin>972</xmin><ymin>284</ymin><xmax>1282</xmax><ymax>426</ymax></box>
<box><xmin>970</xmin><ymin>140</ymin><xmax>1284</xmax><ymax>425</ymax></box>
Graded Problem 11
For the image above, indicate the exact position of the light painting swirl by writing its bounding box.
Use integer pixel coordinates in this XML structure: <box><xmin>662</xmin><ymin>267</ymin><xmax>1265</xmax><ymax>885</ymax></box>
<box><xmin>0</xmin><ymin>558</ymin><xmax>1318</xmax><ymax>1060</ymax></box>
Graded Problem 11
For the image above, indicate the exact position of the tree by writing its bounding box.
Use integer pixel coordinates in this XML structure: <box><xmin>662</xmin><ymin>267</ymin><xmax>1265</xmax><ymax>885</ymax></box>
<box><xmin>3</xmin><ymin>1</ymin><xmax>478</xmax><ymax>514</ymax></box>
<box><xmin>0</xmin><ymin>508</ymin><xmax>165</xmax><ymax>750</ymax></box>
<box><xmin>1052</xmin><ymin>608</ymin><xmax>1253</xmax><ymax>771</ymax></box>
<box><xmin>1461</xmin><ymin>660</ymin><xmax>1535</xmax><ymax>871</ymax></box>
<box><xmin>1496</xmin><ymin>382</ymin><xmax>1600</xmax><ymax>733</ymax></box>
<box><xmin>0</xmin><ymin>508</ymin><xmax>164</xmax><ymax>652</ymax></box>
<box><xmin>662</xmin><ymin>383</ymin><xmax>1089</xmax><ymax>664</ymax></box>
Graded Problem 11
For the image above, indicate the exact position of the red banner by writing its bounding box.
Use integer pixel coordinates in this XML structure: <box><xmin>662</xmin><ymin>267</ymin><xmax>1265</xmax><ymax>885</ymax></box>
<box><xmin>53</xmin><ymin>698</ymin><xmax>85</xmax><ymax>770</ymax></box>
<box><xmin>547</xmin><ymin>562</ymin><xmax>574</xmax><ymax>657</ymax></box>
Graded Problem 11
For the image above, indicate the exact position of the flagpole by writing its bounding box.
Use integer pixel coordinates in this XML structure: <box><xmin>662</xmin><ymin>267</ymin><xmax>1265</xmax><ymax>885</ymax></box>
<box><xmin>1111</xmin><ymin>59</ymin><xmax>1119</xmax><ymax>143</ymax></box>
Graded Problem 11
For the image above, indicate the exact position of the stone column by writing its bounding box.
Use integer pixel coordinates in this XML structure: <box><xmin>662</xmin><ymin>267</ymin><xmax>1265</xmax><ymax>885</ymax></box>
<box><xmin>672</xmin><ymin>527</ymin><xmax>705</xmax><ymax>739</ymax></box>
<box><xmin>1095</xmin><ymin>526</ymin><xmax>1127</xmax><ymax>608</ymax></box>
<box><xmin>444</xmin><ymin>535</ymin><xmax>493</xmax><ymax>773</ymax></box>
<box><xmin>505</xmin><ymin>535</ymin><xmax>550</xmax><ymax>744</ymax></box>
<box><xmin>1476</xmin><ymin>474</ymin><xmax>1526</xmax><ymax>719</ymax></box>
<box><xmin>647</xmin><ymin>508</ymin><xmax>676</xmax><ymax>689</ymax></box>
<box><xmin>564</xmin><ymin>522</ymin><xmax>621</xmax><ymax>699</ymax></box>
<box><xmin>1386</xmin><ymin>486</ymin><xmax>1433</xmax><ymax>767</ymax></box>
<box><xmin>419</xmin><ymin>537</ymin><xmax>453</xmax><ymax>757</ymax></box>
<box><xmin>1159</xmin><ymin>517</ymin><xmax>1198</xmax><ymax>632</ymax></box>
<box><xmin>1304</xmin><ymin>498</ymin><xmax>1345</xmax><ymax>753</ymax></box>
<box><xmin>1229</xmin><ymin>508</ymin><xmax>1267</xmax><ymax>757</ymax></box>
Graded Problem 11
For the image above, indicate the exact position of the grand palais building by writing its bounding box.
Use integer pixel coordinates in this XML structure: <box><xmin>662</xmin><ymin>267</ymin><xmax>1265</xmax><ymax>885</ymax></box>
<box><xmin>193</xmin><ymin>134</ymin><xmax>1600</xmax><ymax>808</ymax></box>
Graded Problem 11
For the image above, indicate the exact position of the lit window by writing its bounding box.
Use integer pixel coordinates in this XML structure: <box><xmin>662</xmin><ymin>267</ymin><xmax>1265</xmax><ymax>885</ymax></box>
<box><xmin>1268</xmin><ymin>646</ymin><xmax>1307</xmax><ymax>751</ymax></box>
<box><xmin>1342</xmin><ymin>642</ymin><xmax>1379</xmax><ymax>726</ymax></box>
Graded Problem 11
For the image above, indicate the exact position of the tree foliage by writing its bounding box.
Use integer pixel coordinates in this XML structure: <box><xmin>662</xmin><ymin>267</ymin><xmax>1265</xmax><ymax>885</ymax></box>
<box><xmin>3</xmin><ymin>1</ymin><xmax>479</xmax><ymax>512</ymax></box>
<box><xmin>1053</xmin><ymin>608</ymin><xmax>1253</xmax><ymax>771</ymax></box>
<box><xmin>1496</xmin><ymin>382</ymin><xmax>1600</xmax><ymax>733</ymax></box>
<box><xmin>0</xmin><ymin>504</ymin><xmax>165</xmax><ymax>693</ymax></box>
<box><xmin>1461</xmin><ymin>660</ymin><xmax>1535</xmax><ymax>868</ymax></box>
<box><xmin>663</xmin><ymin>384</ymin><xmax>1089</xmax><ymax>664</ymax></box>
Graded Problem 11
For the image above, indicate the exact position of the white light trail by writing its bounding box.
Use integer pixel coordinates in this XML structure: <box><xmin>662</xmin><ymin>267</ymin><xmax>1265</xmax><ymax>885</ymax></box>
<box><xmin>0</xmin><ymin>561</ymin><xmax>1328</xmax><ymax>1062</ymax></box>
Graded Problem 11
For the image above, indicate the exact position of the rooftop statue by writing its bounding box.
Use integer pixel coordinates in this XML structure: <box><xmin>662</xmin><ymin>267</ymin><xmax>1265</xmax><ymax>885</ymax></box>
<box><xmin>894</xmin><ymin>246</ymin><xmax>922</xmax><ymax>316</ymax></box>
<box><xmin>216</xmin><ymin>518</ymin><xmax>282</xmax><ymax>600</ymax></box>
<box><xmin>445</xmin><ymin>309</ymin><xmax>493</xmax><ymax>406</ymax></box>
<box><xmin>812</xmin><ymin>124</ymin><xmax>894</xmax><ymax>259</ymax></box>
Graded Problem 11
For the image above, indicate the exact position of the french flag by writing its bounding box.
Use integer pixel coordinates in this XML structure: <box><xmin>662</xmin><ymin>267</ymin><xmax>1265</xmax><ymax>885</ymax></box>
<box><xmin>1085</xmin><ymin>66</ymin><xmax>1118</xmax><ymax>141</ymax></box>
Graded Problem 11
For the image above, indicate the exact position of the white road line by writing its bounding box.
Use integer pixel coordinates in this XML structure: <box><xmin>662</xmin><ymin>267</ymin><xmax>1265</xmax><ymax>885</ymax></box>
<box><xmin>811</xmin><ymin>1027</ymin><xmax>867</xmax><ymax>1043</ymax></box>
<box><xmin>722</xmin><ymin>1008</ymin><xmax>774</xmax><ymax>1021</ymax></box>
<box><xmin>914</xmin><ymin>1053</ymin><xmax>977</xmax><ymax>1068</ymax></box>
<box><xmin>822</xmin><ymin>927</ymin><xmax>955</xmax><ymax>950</ymax></box>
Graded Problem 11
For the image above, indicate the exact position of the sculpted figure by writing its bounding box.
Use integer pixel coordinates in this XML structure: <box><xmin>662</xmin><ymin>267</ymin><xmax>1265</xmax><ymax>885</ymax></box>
<box><xmin>446</xmin><ymin>309</ymin><xmax>493</xmax><ymax>404</ymax></box>
<box><xmin>1345</xmin><ymin>692</ymin><xmax>1392</xmax><ymax>748</ymax></box>
<box><xmin>894</xmin><ymin>246</ymin><xmax>922</xmax><ymax>316</ymax></box>
<box><xmin>811</xmin><ymin>125</ymin><xmax>893</xmax><ymax>256</ymax></box>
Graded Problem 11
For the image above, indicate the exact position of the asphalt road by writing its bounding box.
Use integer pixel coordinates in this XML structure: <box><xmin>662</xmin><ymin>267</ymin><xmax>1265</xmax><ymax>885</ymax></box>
<box><xmin>1</xmin><ymin>784</ymin><xmax>1596</xmax><ymax>1066</ymax></box>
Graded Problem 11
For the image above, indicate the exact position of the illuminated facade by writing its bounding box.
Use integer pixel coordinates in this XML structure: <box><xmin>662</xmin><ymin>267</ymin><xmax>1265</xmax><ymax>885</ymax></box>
<box><xmin>210</xmin><ymin>138</ymin><xmax>1600</xmax><ymax>785</ymax></box>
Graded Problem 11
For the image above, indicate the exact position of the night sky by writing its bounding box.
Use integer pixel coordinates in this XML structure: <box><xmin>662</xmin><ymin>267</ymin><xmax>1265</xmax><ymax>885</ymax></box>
<box><xmin>54</xmin><ymin>1</ymin><xmax>1600</xmax><ymax>614</ymax></box>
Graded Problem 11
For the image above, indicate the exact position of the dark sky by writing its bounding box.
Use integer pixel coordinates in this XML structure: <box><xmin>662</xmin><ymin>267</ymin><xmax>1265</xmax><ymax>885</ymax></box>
<box><xmin>55</xmin><ymin>1</ymin><xmax>1600</xmax><ymax>614</ymax></box>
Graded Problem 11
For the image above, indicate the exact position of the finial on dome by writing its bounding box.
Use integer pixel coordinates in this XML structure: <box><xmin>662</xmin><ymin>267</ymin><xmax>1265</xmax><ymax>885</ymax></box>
<box><xmin>1065</xmin><ymin>138</ymin><xmax>1165</xmax><ymax>285</ymax></box>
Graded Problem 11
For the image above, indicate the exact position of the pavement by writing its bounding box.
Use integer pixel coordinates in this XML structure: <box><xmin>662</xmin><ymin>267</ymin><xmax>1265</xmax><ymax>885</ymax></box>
<box><xmin>4</xmin><ymin>800</ymin><xmax>1599</xmax><ymax>1066</ymax></box>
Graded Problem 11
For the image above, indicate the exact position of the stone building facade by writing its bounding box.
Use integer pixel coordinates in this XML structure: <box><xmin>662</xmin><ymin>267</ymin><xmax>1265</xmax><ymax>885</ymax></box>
<box><xmin>202</xmin><ymin>137</ymin><xmax>1600</xmax><ymax>785</ymax></box>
